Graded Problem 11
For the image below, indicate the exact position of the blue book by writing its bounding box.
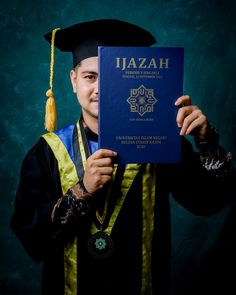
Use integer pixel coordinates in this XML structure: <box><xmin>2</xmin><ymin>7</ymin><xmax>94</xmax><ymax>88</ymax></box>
<box><xmin>98</xmin><ymin>46</ymin><xmax>184</xmax><ymax>164</ymax></box>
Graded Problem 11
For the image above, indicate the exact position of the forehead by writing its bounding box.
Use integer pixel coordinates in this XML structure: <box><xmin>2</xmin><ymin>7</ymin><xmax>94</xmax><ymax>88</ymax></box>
<box><xmin>78</xmin><ymin>56</ymin><xmax>98</xmax><ymax>70</ymax></box>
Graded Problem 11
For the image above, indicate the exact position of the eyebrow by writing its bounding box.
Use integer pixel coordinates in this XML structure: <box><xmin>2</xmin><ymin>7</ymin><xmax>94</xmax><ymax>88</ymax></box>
<box><xmin>81</xmin><ymin>71</ymin><xmax>98</xmax><ymax>75</ymax></box>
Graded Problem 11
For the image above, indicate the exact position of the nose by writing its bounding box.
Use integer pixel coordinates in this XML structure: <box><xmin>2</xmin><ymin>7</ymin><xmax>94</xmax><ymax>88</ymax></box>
<box><xmin>94</xmin><ymin>79</ymin><xmax>98</xmax><ymax>94</ymax></box>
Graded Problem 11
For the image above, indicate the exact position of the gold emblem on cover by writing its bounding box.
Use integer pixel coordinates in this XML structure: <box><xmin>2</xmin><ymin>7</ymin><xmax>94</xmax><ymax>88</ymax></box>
<box><xmin>127</xmin><ymin>85</ymin><xmax>157</xmax><ymax>116</ymax></box>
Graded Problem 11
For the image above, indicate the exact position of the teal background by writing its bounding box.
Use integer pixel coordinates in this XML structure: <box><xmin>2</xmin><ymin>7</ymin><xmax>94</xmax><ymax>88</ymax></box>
<box><xmin>0</xmin><ymin>0</ymin><xmax>235</xmax><ymax>294</ymax></box>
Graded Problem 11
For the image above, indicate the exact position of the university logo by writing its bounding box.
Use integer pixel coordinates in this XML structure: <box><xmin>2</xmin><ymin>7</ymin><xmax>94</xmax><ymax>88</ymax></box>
<box><xmin>127</xmin><ymin>85</ymin><xmax>157</xmax><ymax>116</ymax></box>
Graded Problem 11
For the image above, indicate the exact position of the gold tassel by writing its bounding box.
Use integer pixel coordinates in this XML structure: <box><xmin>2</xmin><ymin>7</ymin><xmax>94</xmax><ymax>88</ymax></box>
<box><xmin>44</xmin><ymin>28</ymin><xmax>60</xmax><ymax>132</ymax></box>
<box><xmin>45</xmin><ymin>89</ymin><xmax>57</xmax><ymax>132</ymax></box>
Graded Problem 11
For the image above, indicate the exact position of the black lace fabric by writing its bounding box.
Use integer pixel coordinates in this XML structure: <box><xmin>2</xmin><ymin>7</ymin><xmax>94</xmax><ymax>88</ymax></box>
<box><xmin>195</xmin><ymin>127</ymin><xmax>233</xmax><ymax>177</ymax></box>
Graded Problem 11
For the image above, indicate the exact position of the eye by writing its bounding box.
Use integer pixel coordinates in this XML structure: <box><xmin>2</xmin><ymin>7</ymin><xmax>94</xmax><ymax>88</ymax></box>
<box><xmin>84</xmin><ymin>74</ymin><xmax>96</xmax><ymax>80</ymax></box>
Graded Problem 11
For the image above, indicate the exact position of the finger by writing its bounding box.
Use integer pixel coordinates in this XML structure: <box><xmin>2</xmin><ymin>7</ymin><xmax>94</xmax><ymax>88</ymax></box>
<box><xmin>175</xmin><ymin>95</ymin><xmax>191</xmax><ymax>107</ymax></box>
<box><xmin>180</xmin><ymin>109</ymin><xmax>205</xmax><ymax>135</ymax></box>
<box><xmin>84</xmin><ymin>173</ymin><xmax>113</xmax><ymax>193</ymax></box>
<box><xmin>90</xmin><ymin>149</ymin><xmax>117</xmax><ymax>160</ymax></box>
<box><xmin>97</xmin><ymin>166</ymin><xmax>114</xmax><ymax>176</ymax></box>
<box><xmin>176</xmin><ymin>105</ymin><xmax>198</xmax><ymax>127</ymax></box>
<box><xmin>85</xmin><ymin>160</ymin><xmax>114</xmax><ymax>178</ymax></box>
<box><xmin>86</xmin><ymin>155</ymin><xmax>115</xmax><ymax>170</ymax></box>
<box><xmin>94</xmin><ymin>157</ymin><xmax>115</xmax><ymax>169</ymax></box>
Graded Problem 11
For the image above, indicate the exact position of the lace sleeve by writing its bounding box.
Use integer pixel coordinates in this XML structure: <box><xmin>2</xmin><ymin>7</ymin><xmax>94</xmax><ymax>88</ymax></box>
<box><xmin>50</xmin><ymin>180</ymin><xmax>94</xmax><ymax>240</ymax></box>
<box><xmin>194</xmin><ymin>127</ymin><xmax>233</xmax><ymax>177</ymax></box>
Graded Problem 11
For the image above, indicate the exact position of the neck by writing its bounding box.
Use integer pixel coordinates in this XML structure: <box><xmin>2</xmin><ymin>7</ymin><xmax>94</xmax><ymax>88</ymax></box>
<box><xmin>82</xmin><ymin>112</ymin><xmax>98</xmax><ymax>135</ymax></box>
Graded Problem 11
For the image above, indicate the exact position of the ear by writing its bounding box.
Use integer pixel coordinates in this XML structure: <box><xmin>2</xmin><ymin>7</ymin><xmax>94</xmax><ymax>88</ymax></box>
<box><xmin>70</xmin><ymin>69</ymin><xmax>77</xmax><ymax>93</ymax></box>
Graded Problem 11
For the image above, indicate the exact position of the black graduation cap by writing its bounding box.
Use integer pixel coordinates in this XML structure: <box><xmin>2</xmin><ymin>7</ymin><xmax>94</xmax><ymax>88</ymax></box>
<box><xmin>44</xmin><ymin>19</ymin><xmax>156</xmax><ymax>132</ymax></box>
<box><xmin>44</xmin><ymin>18</ymin><xmax>156</xmax><ymax>67</ymax></box>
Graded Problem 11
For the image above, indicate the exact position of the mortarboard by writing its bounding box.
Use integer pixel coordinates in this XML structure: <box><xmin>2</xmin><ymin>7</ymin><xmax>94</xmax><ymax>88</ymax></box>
<box><xmin>44</xmin><ymin>19</ymin><xmax>156</xmax><ymax>131</ymax></box>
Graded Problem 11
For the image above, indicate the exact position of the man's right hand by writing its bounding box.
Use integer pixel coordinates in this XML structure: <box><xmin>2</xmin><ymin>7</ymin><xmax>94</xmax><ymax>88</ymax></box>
<box><xmin>83</xmin><ymin>149</ymin><xmax>117</xmax><ymax>194</ymax></box>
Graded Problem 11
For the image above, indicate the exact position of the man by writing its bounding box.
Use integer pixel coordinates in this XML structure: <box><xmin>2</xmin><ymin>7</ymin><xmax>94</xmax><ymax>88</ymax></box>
<box><xmin>11</xmin><ymin>19</ymin><xmax>235</xmax><ymax>295</ymax></box>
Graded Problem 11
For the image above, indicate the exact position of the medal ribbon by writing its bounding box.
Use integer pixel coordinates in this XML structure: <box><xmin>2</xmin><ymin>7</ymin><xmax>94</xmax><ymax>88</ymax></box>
<box><xmin>90</xmin><ymin>163</ymin><xmax>141</xmax><ymax>235</ymax></box>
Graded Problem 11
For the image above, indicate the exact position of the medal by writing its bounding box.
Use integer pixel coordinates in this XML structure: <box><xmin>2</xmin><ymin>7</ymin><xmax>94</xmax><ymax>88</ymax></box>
<box><xmin>87</xmin><ymin>164</ymin><xmax>134</xmax><ymax>259</ymax></box>
<box><xmin>87</xmin><ymin>231</ymin><xmax>114</xmax><ymax>259</ymax></box>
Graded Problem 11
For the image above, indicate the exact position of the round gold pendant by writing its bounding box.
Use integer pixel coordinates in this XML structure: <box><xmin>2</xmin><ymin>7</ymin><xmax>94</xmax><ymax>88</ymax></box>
<box><xmin>87</xmin><ymin>231</ymin><xmax>114</xmax><ymax>259</ymax></box>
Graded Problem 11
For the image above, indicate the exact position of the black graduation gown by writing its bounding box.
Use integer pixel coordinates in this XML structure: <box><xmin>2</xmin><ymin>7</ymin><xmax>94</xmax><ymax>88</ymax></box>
<box><xmin>10</xmin><ymin>131</ymin><xmax>235</xmax><ymax>295</ymax></box>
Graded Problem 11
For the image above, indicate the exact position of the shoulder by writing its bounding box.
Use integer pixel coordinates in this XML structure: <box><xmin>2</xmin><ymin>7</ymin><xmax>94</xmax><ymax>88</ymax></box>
<box><xmin>21</xmin><ymin>136</ymin><xmax>59</xmax><ymax>177</ymax></box>
<box><xmin>42</xmin><ymin>124</ymin><xmax>76</xmax><ymax>147</ymax></box>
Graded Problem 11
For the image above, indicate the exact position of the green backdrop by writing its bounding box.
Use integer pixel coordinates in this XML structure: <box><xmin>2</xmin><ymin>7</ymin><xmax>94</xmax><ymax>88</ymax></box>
<box><xmin>0</xmin><ymin>0</ymin><xmax>235</xmax><ymax>294</ymax></box>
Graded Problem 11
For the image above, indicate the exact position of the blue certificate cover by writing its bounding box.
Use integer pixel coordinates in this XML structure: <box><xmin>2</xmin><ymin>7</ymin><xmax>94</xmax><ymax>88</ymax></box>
<box><xmin>98</xmin><ymin>46</ymin><xmax>184</xmax><ymax>163</ymax></box>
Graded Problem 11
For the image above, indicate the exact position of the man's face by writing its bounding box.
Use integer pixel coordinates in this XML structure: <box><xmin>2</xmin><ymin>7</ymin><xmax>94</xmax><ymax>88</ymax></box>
<box><xmin>70</xmin><ymin>56</ymin><xmax>99</xmax><ymax>122</ymax></box>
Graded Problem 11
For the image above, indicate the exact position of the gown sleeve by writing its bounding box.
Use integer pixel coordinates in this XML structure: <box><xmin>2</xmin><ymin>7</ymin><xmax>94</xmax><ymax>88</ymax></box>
<box><xmin>170</xmin><ymin>129</ymin><xmax>236</xmax><ymax>215</ymax></box>
<box><xmin>10</xmin><ymin>137</ymin><xmax>84</xmax><ymax>262</ymax></box>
